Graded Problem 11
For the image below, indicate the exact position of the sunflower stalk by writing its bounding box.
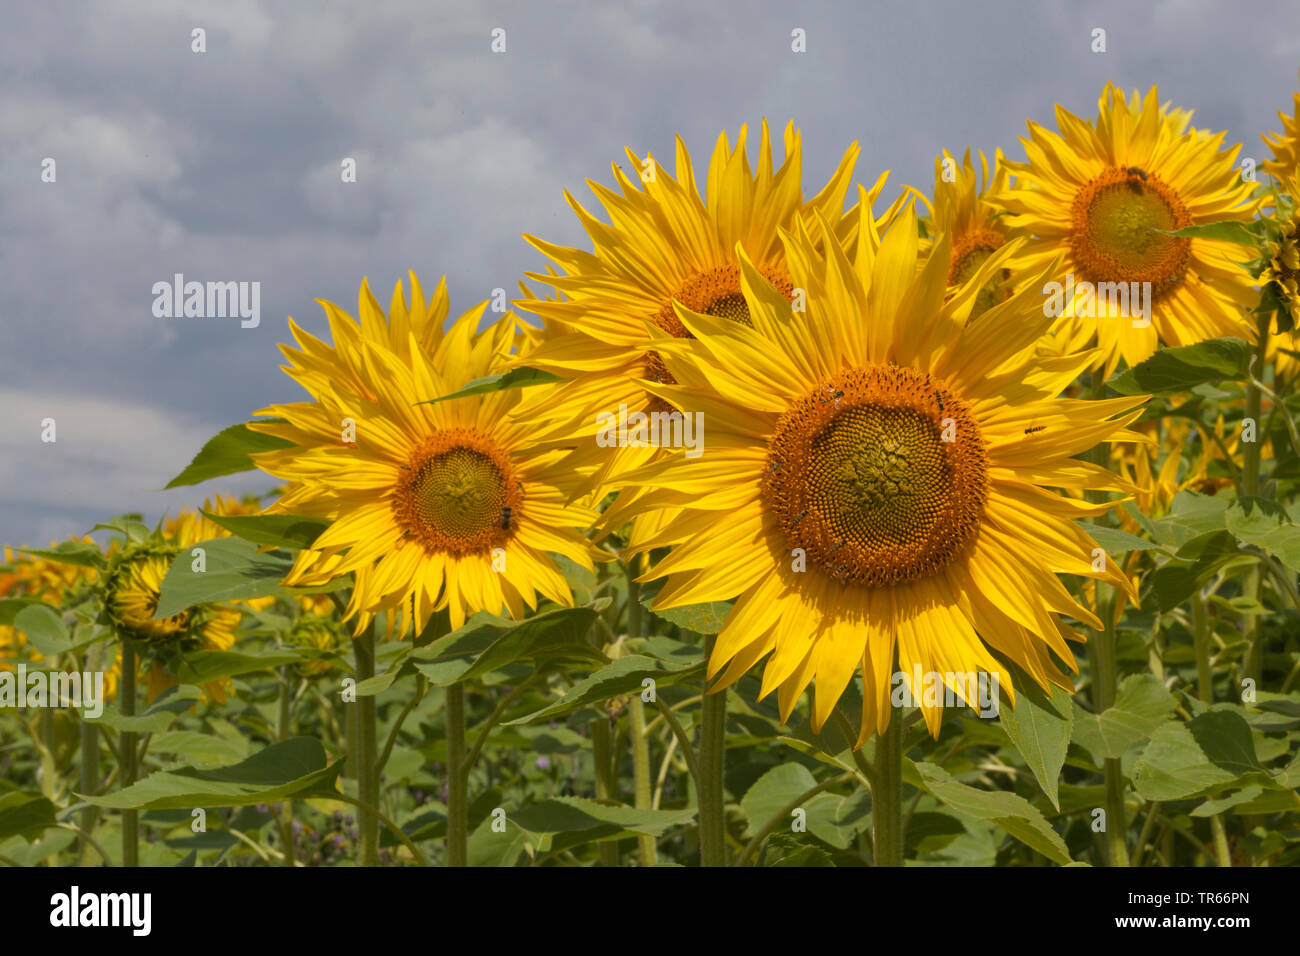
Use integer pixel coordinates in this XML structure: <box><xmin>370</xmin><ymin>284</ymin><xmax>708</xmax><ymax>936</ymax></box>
<box><xmin>1084</xmin><ymin>367</ymin><xmax>1129</xmax><ymax>866</ymax></box>
<box><xmin>1242</xmin><ymin>313</ymin><xmax>1272</xmax><ymax>684</ymax></box>
<box><xmin>698</xmin><ymin>632</ymin><xmax>728</xmax><ymax>867</ymax></box>
<box><xmin>872</xmin><ymin>709</ymin><xmax>905</xmax><ymax>866</ymax></box>
<box><xmin>445</xmin><ymin>682</ymin><xmax>469</xmax><ymax>867</ymax></box>
<box><xmin>589</xmin><ymin>712</ymin><xmax>619</xmax><ymax>867</ymax></box>
<box><xmin>352</xmin><ymin>625</ymin><xmax>379</xmax><ymax>866</ymax></box>
<box><xmin>623</xmin><ymin>558</ymin><xmax>656</xmax><ymax>866</ymax></box>
<box><xmin>119</xmin><ymin>638</ymin><xmax>138</xmax><ymax>867</ymax></box>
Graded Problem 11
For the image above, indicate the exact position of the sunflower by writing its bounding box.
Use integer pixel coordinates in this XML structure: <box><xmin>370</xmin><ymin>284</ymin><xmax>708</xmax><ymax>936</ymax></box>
<box><xmin>1001</xmin><ymin>85</ymin><xmax>1261</xmax><ymax>377</ymax></box>
<box><xmin>604</xmin><ymin>194</ymin><xmax>1145</xmax><ymax>740</ymax></box>
<box><xmin>249</xmin><ymin>273</ymin><xmax>598</xmax><ymax>635</ymax></box>
<box><xmin>103</xmin><ymin>519</ymin><xmax>240</xmax><ymax>653</ymax></box>
<box><xmin>1263</xmin><ymin>179</ymin><xmax>1300</xmax><ymax>331</ymax></box>
<box><xmin>1</xmin><ymin>540</ymin><xmax>103</xmax><ymax>684</ymax></box>
<box><xmin>1262</xmin><ymin>69</ymin><xmax>1300</xmax><ymax>182</ymax></box>
<box><xmin>508</xmin><ymin>121</ymin><xmax>892</xmax><ymax>536</ymax></box>
<box><xmin>917</xmin><ymin>148</ymin><xmax>1020</xmax><ymax>317</ymax></box>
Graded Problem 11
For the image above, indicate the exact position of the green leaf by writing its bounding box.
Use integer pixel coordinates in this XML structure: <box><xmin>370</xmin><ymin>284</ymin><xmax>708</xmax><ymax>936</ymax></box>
<box><xmin>155</xmin><ymin>538</ymin><xmax>293</xmax><ymax>618</ymax></box>
<box><xmin>1071</xmin><ymin>674</ymin><xmax>1178</xmax><ymax>760</ymax></box>
<box><xmin>999</xmin><ymin>680</ymin><xmax>1073</xmax><ymax>810</ymax></box>
<box><xmin>1132</xmin><ymin>711</ymin><xmax>1271</xmax><ymax>801</ymax></box>
<box><xmin>175</xmin><ymin>650</ymin><xmax>305</xmax><ymax>685</ymax></box>
<box><xmin>412</xmin><ymin>605</ymin><xmax>605</xmax><ymax>687</ymax></box>
<box><xmin>1161</xmin><ymin>221</ymin><xmax>1261</xmax><ymax>245</ymax></box>
<box><xmin>149</xmin><ymin>731</ymin><xmax>250</xmax><ymax>768</ymax></box>
<box><xmin>13</xmin><ymin>604</ymin><xmax>71</xmax><ymax>656</ymax></box>
<box><xmin>1226</xmin><ymin>497</ymin><xmax>1300</xmax><ymax>572</ymax></box>
<box><xmin>503</xmin><ymin>652</ymin><xmax>705</xmax><ymax>724</ymax></box>
<box><xmin>641</xmin><ymin>599</ymin><xmax>732</xmax><ymax>635</ymax></box>
<box><xmin>88</xmin><ymin>685</ymin><xmax>203</xmax><ymax>734</ymax></box>
<box><xmin>0</xmin><ymin>793</ymin><xmax>58</xmax><ymax>841</ymax></box>
<box><xmin>509</xmin><ymin>796</ymin><xmax>695</xmax><ymax>841</ymax></box>
<box><xmin>20</xmin><ymin>539</ymin><xmax>103</xmax><ymax>569</ymax></box>
<box><xmin>1079</xmin><ymin>523</ymin><xmax>1164</xmax><ymax>557</ymax></box>
<box><xmin>200</xmin><ymin>512</ymin><xmax>329</xmax><ymax>550</ymax></box>
<box><xmin>1149</xmin><ymin>491</ymin><xmax>1231</xmax><ymax>548</ymax></box>
<box><xmin>1108</xmin><ymin>337</ymin><xmax>1252</xmax><ymax>396</ymax></box>
<box><xmin>740</xmin><ymin>763</ymin><xmax>818</xmax><ymax>837</ymax></box>
<box><xmin>0</xmin><ymin>598</ymin><xmax>36</xmax><ymax>628</ymax></box>
<box><xmin>164</xmin><ymin>421</ymin><xmax>293</xmax><ymax>489</ymax></box>
<box><xmin>912</xmin><ymin>761</ymin><xmax>1071</xmax><ymax>864</ymax></box>
<box><xmin>414</xmin><ymin>367</ymin><xmax>565</xmax><ymax>405</ymax></box>
<box><xmin>80</xmin><ymin>737</ymin><xmax>343</xmax><ymax>810</ymax></box>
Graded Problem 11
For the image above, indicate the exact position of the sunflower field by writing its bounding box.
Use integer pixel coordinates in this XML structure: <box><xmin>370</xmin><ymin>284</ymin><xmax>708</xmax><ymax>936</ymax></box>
<box><xmin>4</xmin><ymin>78</ymin><xmax>1300</xmax><ymax>874</ymax></box>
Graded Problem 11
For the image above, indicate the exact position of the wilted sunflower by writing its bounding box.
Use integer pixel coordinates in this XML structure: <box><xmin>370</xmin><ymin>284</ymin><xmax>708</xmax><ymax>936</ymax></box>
<box><xmin>509</xmin><ymin>121</ymin><xmax>892</xmax><ymax>534</ymax></box>
<box><xmin>250</xmin><ymin>274</ymin><xmax>598</xmax><ymax>635</ymax></box>
<box><xmin>608</xmin><ymin>195</ymin><xmax>1145</xmax><ymax>740</ymax></box>
<box><xmin>1002</xmin><ymin>85</ymin><xmax>1261</xmax><ymax>377</ymax></box>
<box><xmin>917</xmin><ymin>148</ymin><xmax>1019</xmax><ymax>318</ymax></box>
<box><xmin>1262</xmin><ymin>69</ymin><xmax>1300</xmax><ymax>182</ymax></box>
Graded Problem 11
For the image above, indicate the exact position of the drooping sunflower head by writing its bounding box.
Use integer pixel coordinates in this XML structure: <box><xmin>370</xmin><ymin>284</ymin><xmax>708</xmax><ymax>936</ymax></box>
<box><xmin>102</xmin><ymin>540</ymin><xmax>239</xmax><ymax>652</ymax></box>
<box><xmin>283</xmin><ymin>611</ymin><xmax>349</xmax><ymax>677</ymax></box>
<box><xmin>1002</xmin><ymin>84</ymin><xmax>1261</xmax><ymax>377</ymax></box>
<box><xmin>613</xmin><ymin>187</ymin><xmax>1146</xmax><ymax>740</ymax></box>
<box><xmin>1262</xmin><ymin>69</ymin><xmax>1300</xmax><ymax>183</ymax></box>
<box><xmin>251</xmin><ymin>274</ymin><xmax>599</xmax><ymax>635</ymax></box>
<box><xmin>1263</xmin><ymin>178</ymin><xmax>1300</xmax><ymax>333</ymax></box>
<box><xmin>920</xmin><ymin>148</ymin><xmax>1019</xmax><ymax>317</ymax></box>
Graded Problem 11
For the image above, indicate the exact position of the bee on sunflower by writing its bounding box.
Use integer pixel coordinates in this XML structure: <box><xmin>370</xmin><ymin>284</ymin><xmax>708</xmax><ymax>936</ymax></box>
<box><xmin>1001</xmin><ymin>84</ymin><xmax>1262</xmax><ymax>377</ymax></box>
<box><xmin>249</xmin><ymin>272</ymin><xmax>599</xmax><ymax>636</ymax></box>
<box><xmin>602</xmin><ymin>190</ymin><xmax>1146</xmax><ymax>741</ymax></box>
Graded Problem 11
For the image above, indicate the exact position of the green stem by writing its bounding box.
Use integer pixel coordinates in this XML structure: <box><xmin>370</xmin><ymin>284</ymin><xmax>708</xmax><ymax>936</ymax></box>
<box><xmin>119</xmin><ymin>640</ymin><xmax>138</xmax><ymax>867</ymax></box>
<box><xmin>698</xmin><ymin>633</ymin><xmax>728</xmax><ymax>867</ymax></box>
<box><xmin>352</xmin><ymin>627</ymin><xmax>379</xmax><ymax>866</ymax></box>
<box><xmin>1243</xmin><ymin>315</ymin><xmax>1270</xmax><ymax>683</ymax></box>
<box><xmin>628</xmin><ymin>696</ymin><xmax>656</xmax><ymax>866</ymax></box>
<box><xmin>277</xmin><ymin>666</ymin><xmax>296</xmax><ymax>867</ymax></box>
<box><xmin>445</xmin><ymin>683</ymin><xmax>468</xmax><ymax>867</ymax></box>
<box><xmin>589</xmin><ymin>713</ymin><xmax>619</xmax><ymax>867</ymax></box>
<box><xmin>78</xmin><ymin>721</ymin><xmax>100</xmax><ymax>866</ymax></box>
<box><xmin>872</xmin><ymin>709</ymin><xmax>904</xmax><ymax>866</ymax></box>
<box><xmin>1191</xmin><ymin>592</ymin><xmax>1233</xmax><ymax>866</ymax></box>
<box><xmin>1085</xmin><ymin>367</ymin><xmax>1128</xmax><ymax>867</ymax></box>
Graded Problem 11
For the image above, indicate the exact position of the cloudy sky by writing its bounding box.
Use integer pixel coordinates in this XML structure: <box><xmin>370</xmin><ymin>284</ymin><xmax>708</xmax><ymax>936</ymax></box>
<box><xmin>2</xmin><ymin>0</ymin><xmax>1298</xmax><ymax>546</ymax></box>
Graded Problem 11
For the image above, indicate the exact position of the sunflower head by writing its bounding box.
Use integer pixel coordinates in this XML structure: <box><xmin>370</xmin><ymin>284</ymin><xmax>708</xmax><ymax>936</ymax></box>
<box><xmin>284</xmin><ymin>612</ymin><xmax>349</xmax><ymax>677</ymax></box>
<box><xmin>1002</xmin><ymin>84</ymin><xmax>1261</xmax><ymax>376</ymax></box>
<box><xmin>923</xmin><ymin>148</ymin><xmax>1018</xmax><ymax>316</ymax></box>
<box><xmin>1262</xmin><ymin>69</ymin><xmax>1300</xmax><ymax>182</ymax></box>
<box><xmin>609</xmin><ymin>186</ymin><xmax>1145</xmax><ymax>741</ymax></box>
<box><xmin>251</xmin><ymin>273</ymin><xmax>598</xmax><ymax>635</ymax></box>
<box><xmin>1263</xmin><ymin>179</ymin><xmax>1300</xmax><ymax>333</ymax></box>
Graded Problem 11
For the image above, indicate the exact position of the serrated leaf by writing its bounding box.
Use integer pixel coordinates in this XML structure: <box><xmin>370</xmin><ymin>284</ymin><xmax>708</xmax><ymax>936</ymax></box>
<box><xmin>913</xmin><ymin>761</ymin><xmax>1071</xmax><ymax>864</ymax></box>
<box><xmin>999</xmin><ymin>680</ymin><xmax>1072</xmax><ymax>809</ymax></box>
<box><xmin>1080</xmin><ymin>524</ymin><xmax>1164</xmax><ymax>556</ymax></box>
<box><xmin>1132</xmin><ymin>711</ymin><xmax>1271</xmax><ymax>801</ymax></box>
<box><xmin>414</xmin><ymin>367</ymin><xmax>565</xmax><ymax>405</ymax></box>
<box><xmin>504</xmin><ymin>652</ymin><xmax>704</xmax><ymax>724</ymax></box>
<box><xmin>1161</xmin><ymin>221</ymin><xmax>1261</xmax><ymax>245</ymax></box>
<box><xmin>740</xmin><ymin>763</ymin><xmax>818</xmax><ymax>837</ymax></box>
<box><xmin>1071</xmin><ymin>674</ymin><xmax>1178</xmax><ymax>760</ymax></box>
<box><xmin>164</xmin><ymin>421</ymin><xmax>293</xmax><ymax>489</ymax></box>
<box><xmin>20</xmin><ymin>539</ymin><xmax>103</xmax><ymax>569</ymax></box>
<box><xmin>200</xmin><ymin>512</ymin><xmax>329</xmax><ymax>550</ymax></box>
<box><xmin>155</xmin><ymin>538</ymin><xmax>292</xmax><ymax>618</ymax></box>
<box><xmin>0</xmin><ymin>793</ymin><xmax>58</xmax><ymax>842</ymax></box>
<box><xmin>79</xmin><ymin>737</ymin><xmax>343</xmax><ymax>810</ymax></box>
<box><xmin>175</xmin><ymin>649</ymin><xmax>305</xmax><ymax>685</ymax></box>
<box><xmin>88</xmin><ymin>685</ymin><xmax>203</xmax><ymax>733</ymax></box>
<box><xmin>641</xmin><ymin>599</ymin><xmax>732</xmax><ymax>635</ymax></box>
<box><xmin>509</xmin><ymin>796</ymin><xmax>695</xmax><ymax>839</ymax></box>
<box><xmin>1226</xmin><ymin>496</ymin><xmax>1300</xmax><ymax>571</ymax></box>
<box><xmin>1108</xmin><ymin>337</ymin><xmax>1252</xmax><ymax>396</ymax></box>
